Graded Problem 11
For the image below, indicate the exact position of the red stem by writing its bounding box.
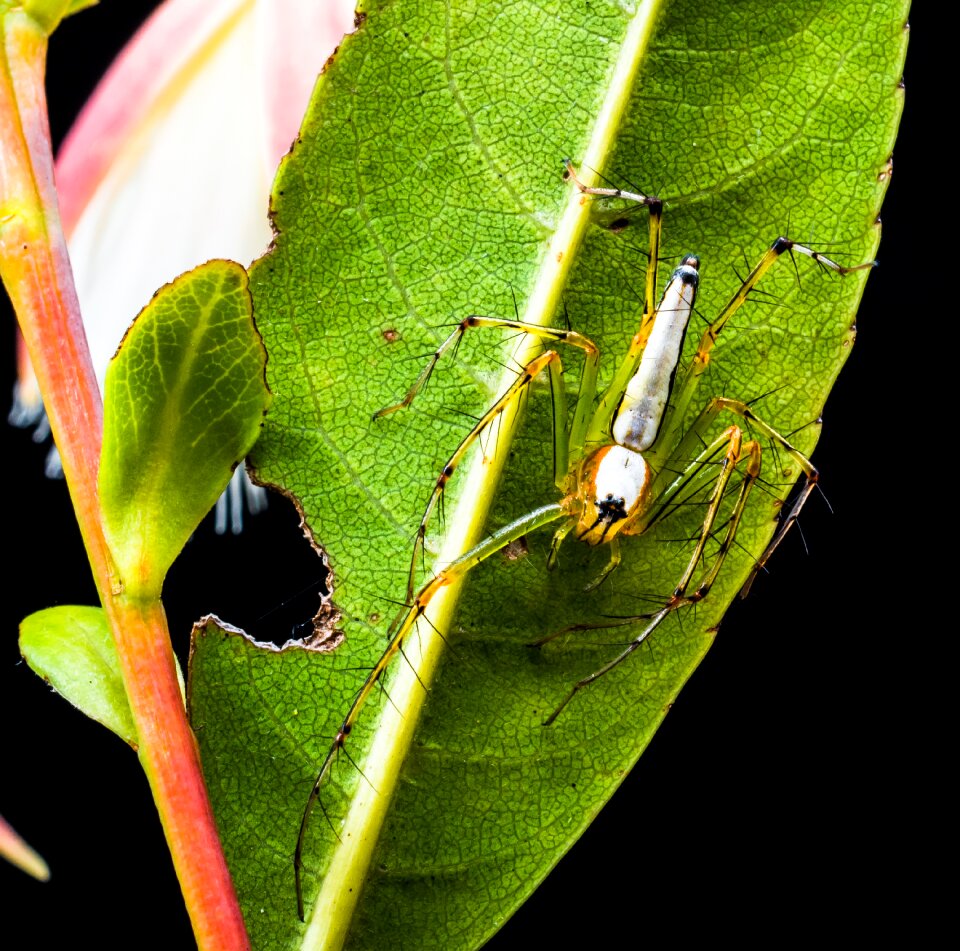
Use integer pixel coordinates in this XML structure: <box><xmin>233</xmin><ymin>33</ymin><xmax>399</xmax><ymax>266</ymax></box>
<box><xmin>0</xmin><ymin>12</ymin><xmax>248</xmax><ymax>948</ymax></box>
<box><xmin>106</xmin><ymin>597</ymin><xmax>248</xmax><ymax>950</ymax></box>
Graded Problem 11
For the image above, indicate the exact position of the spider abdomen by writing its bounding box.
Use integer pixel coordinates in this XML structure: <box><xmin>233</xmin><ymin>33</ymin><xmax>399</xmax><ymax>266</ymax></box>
<box><xmin>612</xmin><ymin>257</ymin><xmax>699</xmax><ymax>452</ymax></box>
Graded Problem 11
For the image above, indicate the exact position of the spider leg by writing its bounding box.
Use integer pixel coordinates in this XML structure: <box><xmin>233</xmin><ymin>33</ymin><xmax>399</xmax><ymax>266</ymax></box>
<box><xmin>583</xmin><ymin>536</ymin><xmax>621</xmax><ymax>592</ymax></box>
<box><xmin>295</xmin><ymin>502</ymin><xmax>567</xmax><ymax>919</ymax></box>
<box><xmin>653</xmin><ymin>237</ymin><xmax>872</xmax><ymax>466</ymax></box>
<box><xmin>666</xmin><ymin>395</ymin><xmax>820</xmax><ymax>596</ymax></box>
<box><xmin>542</xmin><ymin>429</ymin><xmax>762</xmax><ymax>725</ymax></box>
<box><xmin>564</xmin><ymin>161</ymin><xmax>667</xmax><ymax>446</ymax></box>
<box><xmin>530</xmin><ymin>426</ymin><xmax>759</xmax><ymax>647</ymax></box>
<box><xmin>375</xmin><ymin>315</ymin><xmax>599</xmax><ymax>457</ymax></box>
<box><xmin>377</xmin><ymin>316</ymin><xmax>601</xmax><ymax>601</ymax></box>
<box><xmin>546</xmin><ymin>519</ymin><xmax>576</xmax><ymax>570</ymax></box>
<box><xmin>394</xmin><ymin>345</ymin><xmax>585</xmax><ymax>602</ymax></box>
<box><xmin>533</xmin><ymin>423</ymin><xmax>747</xmax><ymax>648</ymax></box>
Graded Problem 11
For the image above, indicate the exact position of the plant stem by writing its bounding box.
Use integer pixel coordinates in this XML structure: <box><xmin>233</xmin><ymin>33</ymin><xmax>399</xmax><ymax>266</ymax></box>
<box><xmin>107</xmin><ymin>596</ymin><xmax>248</xmax><ymax>950</ymax></box>
<box><xmin>0</xmin><ymin>11</ymin><xmax>248</xmax><ymax>948</ymax></box>
<box><xmin>0</xmin><ymin>11</ymin><xmax>107</xmax><ymax>575</ymax></box>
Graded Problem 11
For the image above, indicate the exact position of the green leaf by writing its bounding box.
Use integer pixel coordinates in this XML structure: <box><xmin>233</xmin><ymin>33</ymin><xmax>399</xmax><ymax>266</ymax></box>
<box><xmin>12</xmin><ymin>0</ymin><xmax>80</xmax><ymax>34</ymax></box>
<box><xmin>99</xmin><ymin>260</ymin><xmax>269</xmax><ymax>598</ymax></box>
<box><xmin>190</xmin><ymin>2</ymin><xmax>907</xmax><ymax>948</ymax></box>
<box><xmin>20</xmin><ymin>606</ymin><xmax>138</xmax><ymax>747</ymax></box>
<box><xmin>64</xmin><ymin>0</ymin><xmax>98</xmax><ymax>18</ymax></box>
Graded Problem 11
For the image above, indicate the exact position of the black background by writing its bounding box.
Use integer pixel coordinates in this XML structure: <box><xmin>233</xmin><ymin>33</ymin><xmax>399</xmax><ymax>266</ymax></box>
<box><xmin>2</xmin><ymin>4</ymin><xmax>921</xmax><ymax>948</ymax></box>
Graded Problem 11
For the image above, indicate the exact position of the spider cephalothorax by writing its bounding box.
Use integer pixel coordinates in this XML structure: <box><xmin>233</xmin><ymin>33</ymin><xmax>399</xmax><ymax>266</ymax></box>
<box><xmin>570</xmin><ymin>444</ymin><xmax>651</xmax><ymax>545</ymax></box>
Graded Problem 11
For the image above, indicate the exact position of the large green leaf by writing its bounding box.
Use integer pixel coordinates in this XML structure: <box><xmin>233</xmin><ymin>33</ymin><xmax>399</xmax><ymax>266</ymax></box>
<box><xmin>189</xmin><ymin>2</ymin><xmax>906</xmax><ymax>948</ymax></box>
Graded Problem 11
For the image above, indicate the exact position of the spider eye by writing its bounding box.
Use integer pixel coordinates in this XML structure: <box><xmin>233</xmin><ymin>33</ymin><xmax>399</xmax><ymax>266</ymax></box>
<box><xmin>595</xmin><ymin>494</ymin><xmax>627</xmax><ymax>522</ymax></box>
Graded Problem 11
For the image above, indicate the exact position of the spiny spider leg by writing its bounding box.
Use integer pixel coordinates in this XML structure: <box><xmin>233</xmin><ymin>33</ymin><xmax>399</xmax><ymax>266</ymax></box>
<box><xmin>564</xmin><ymin>160</ymin><xmax>666</xmax><ymax>440</ymax></box>
<box><xmin>685</xmin><ymin>397</ymin><xmax>824</xmax><ymax>595</ymax></box>
<box><xmin>532</xmin><ymin>420</ymin><xmax>757</xmax><ymax>651</ymax></box>
<box><xmin>647</xmin><ymin>395</ymin><xmax>824</xmax><ymax>595</ymax></box>
<box><xmin>653</xmin><ymin>237</ymin><xmax>875</xmax><ymax>466</ymax></box>
<box><xmin>376</xmin><ymin>317</ymin><xmax>599</xmax><ymax>602</ymax></box>
<box><xmin>294</xmin><ymin>501</ymin><xmax>567</xmax><ymax>920</ymax></box>
<box><xmin>296</xmin><ymin>347</ymin><xmax>575</xmax><ymax>918</ymax></box>
<box><xmin>542</xmin><ymin>428</ymin><xmax>763</xmax><ymax>725</ymax></box>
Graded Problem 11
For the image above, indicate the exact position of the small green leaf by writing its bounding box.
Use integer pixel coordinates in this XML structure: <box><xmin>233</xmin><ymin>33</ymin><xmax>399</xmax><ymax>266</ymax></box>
<box><xmin>15</xmin><ymin>0</ymin><xmax>71</xmax><ymax>34</ymax></box>
<box><xmin>64</xmin><ymin>0</ymin><xmax>98</xmax><ymax>18</ymax></box>
<box><xmin>99</xmin><ymin>260</ymin><xmax>269</xmax><ymax>598</ymax></box>
<box><xmin>20</xmin><ymin>606</ymin><xmax>138</xmax><ymax>747</ymax></box>
<box><xmin>0</xmin><ymin>0</ymin><xmax>93</xmax><ymax>34</ymax></box>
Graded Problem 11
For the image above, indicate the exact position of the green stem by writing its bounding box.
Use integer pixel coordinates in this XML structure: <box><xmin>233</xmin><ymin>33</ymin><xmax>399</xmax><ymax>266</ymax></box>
<box><xmin>0</xmin><ymin>11</ymin><xmax>248</xmax><ymax>948</ymax></box>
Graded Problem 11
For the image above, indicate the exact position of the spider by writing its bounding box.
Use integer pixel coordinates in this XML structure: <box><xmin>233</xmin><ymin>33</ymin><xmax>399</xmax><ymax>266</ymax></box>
<box><xmin>294</xmin><ymin>161</ymin><xmax>873</xmax><ymax>917</ymax></box>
